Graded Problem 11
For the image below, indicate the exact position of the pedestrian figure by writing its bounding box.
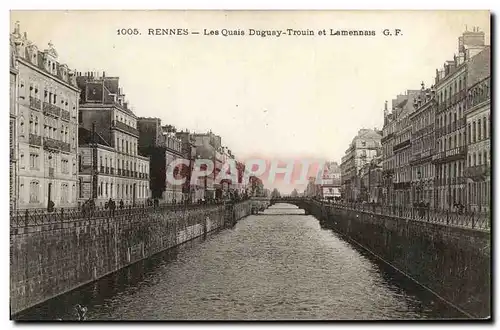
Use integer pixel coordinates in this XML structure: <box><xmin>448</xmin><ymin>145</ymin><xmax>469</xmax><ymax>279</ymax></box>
<box><xmin>108</xmin><ymin>198</ymin><xmax>115</xmax><ymax>217</ymax></box>
<box><xmin>119</xmin><ymin>199</ymin><xmax>124</xmax><ymax>209</ymax></box>
<box><xmin>74</xmin><ymin>304</ymin><xmax>87</xmax><ymax>321</ymax></box>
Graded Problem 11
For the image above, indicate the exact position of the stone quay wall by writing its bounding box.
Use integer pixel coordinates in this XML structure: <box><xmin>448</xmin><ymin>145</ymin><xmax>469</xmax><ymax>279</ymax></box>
<box><xmin>10</xmin><ymin>201</ymin><xmax>252</xmax><ymax>315</ymax></box>
<box><xmin>306</xmin><ymin>201</ymin><xmax>491</xmax><ymax>319</ymax></box>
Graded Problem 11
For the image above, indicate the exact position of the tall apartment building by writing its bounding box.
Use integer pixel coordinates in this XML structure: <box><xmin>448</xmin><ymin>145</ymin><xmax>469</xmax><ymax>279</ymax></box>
<box><xmin>359</xmin><ymin>156</ymin><xmax>383</xmax><ymax>203</ymax></box>
<box><xmin>136</xmin><ymin>118</ymin><xmax>185</xmax><ymax>202</ymax></box>
<box><xmin>192</xmin><ymin>131</ymin><xmax>222</xmax><ymax>200</ymax></box>
<box><xmin>175</xmin><ymin>130</ymin><xmax>204</xmax><ymax>203</ymax></box>
<box><xmin>10</xmin><ymin>35</ymin><xmax>18</xmax><ymax>210</ymax></box>
<box><xmin>409</xmin><ymin>83</ymin><xmax>436</xmax><ymax>206</ymax></box>
<box><xmin>340</xmin><ymin>128</ymin><xmax>382</xmax><ymax>202</ymax></box>
<box><xmin>381</xmin><ymin>101</ymin><xmax>396</xmax><ymax>205</ymax></box>
<box><xmin>11</xmin><ymin>22</ymin><xmax>80</xmax><ymax>209</ymax></box>
<box><xmin>433</xmin><ymin>28</ymin><xmax>487</xmax><ymax>210</ymax></box>
<box><xmin>464</xmin><ymin>46</ymin><xmax>491</xmax><ymax>212</ymax></box>
<box><xmin>76</xmin><ymin>72</ymin><xmax>150</xmax><ymax>207</ymax></box>
<box><xmin>391</xmin><ymin>90</ymin><xmax>419</xmax><ymax>206</ymax></box>
<box><xmin>320</xmin><ymin>161</ymin><xmax>341</xmax><ymax>200</ymax></box>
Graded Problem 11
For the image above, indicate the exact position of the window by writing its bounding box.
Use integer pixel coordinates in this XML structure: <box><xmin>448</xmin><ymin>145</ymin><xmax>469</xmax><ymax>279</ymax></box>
<box><xmin>61</xmin><ymin>159</ymin><xmax>69</xmax><ymax>173</ymax></box>
<box><xmin>478</xmin><ymin>119</ymin><xmax>482</xmax><ymax>140</ymax></box>
<box><xmin>483</xmin><ymin>116</ymin><xmax>487</xmax><ymax>139</ymax></box>
<box><xmin>29</xmin><ymin>180</ymin><xmax>40</xmax><ymax>203</ymax></box>
<box><xmin>20</xmin><ymin>153</ymin><xmax>25</xmax><ymax>169</ymax></box>
<box><xmin>29</xmin><ymin>153</ymin><xmax>39</xmax><ymax>170</ymax></box>
<box><xmin>61</xmin><ymin>183</ymin><xmax>69</xmax><ymax>203</ymax></box>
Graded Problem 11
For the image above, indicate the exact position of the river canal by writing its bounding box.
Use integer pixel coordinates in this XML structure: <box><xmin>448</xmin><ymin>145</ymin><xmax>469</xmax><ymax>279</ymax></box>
<box><xmin>16</xmin><ymin>203</ymin><xmax>462</xmax><ymax>320</ymax></box>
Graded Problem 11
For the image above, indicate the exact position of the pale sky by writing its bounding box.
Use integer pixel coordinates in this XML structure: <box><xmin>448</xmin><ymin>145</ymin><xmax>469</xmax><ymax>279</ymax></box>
<box><xmin>10</xmin><ymin>10</ymin><xmax>490</xmax><ymax>192</ymax></box>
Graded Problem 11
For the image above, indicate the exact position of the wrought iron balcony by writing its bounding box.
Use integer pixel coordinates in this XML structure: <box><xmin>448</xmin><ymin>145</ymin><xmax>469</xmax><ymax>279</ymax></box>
<box><xmin>432</xmin><ymin>146</ymin><xmax>466</xmax><ymax>164</ymax></box>
<box><xmin>112</xmin><ymin>120</ymin><xmax>139</xmax><ymax>136</ymax></box>
<box><xmin>393</xmin><ymin>181</ymin><xmax>411</xmax><ymax>190</ymax></box>
<box><xmin>464</xmin><ymin>164</ymin><xmax>490</xmax><ymax>181</ymax></box>
<box><xmin>29</xmin><ymin>96</ymin><xmax>41</xmax><ymax>110</ymax></box>
<box><xmin>61</xmin><ymin>109</ymin><xmax>70</xmax><ymax>121</ymax></box>
<box><xmin>43</xmin><ymin>102</ymin><xmax>61</xmax><ymax>117</ymax></box>
<box><xmin>29</xmin><ymin>134</ymin><xmax>42</xmax><ymax>147</ymax></box>
<box><xmin>60</xmin><ymin>142</ymin><xmax>71</xmax><ymax>153</ymax></box>
<box><xmin>44</xmin><ymin>137</ymin><xmax>61</xmax><ymax>151</ymax></box>
<box><xmin>393</xmin><ymin>139</ymin><xmax>411</xmax><ymax>152</ymax></box>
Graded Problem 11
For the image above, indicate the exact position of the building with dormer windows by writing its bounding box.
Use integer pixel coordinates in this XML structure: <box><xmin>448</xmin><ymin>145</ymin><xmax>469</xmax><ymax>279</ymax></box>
<box><xmin>11</xmin><ymin>22</ymin><xmax>80</xmax><ymax>209</ymax></box>
<box><xmin>433</xmin><ymin>27</ymin><xmax>487</xmax><ymax>210</ymax></box>
<box><xmin>76</xmin><ymin>72</ymin><xmax>150</xmax><ymax>207</ymax></box>
<box><xmin>340</xmin><ymin>128</ymin><xmax>382</xmax><ymax>202</ymax></box>
<box><xmin>409</xmin><ymin>83</ymin><xmax>437</xmax><ymax>206</ymax></box>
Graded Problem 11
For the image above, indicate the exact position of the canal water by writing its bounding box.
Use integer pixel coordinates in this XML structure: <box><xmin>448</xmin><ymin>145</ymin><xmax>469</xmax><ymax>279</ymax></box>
<box><xmin>16</xmin><ymin>203</ymin><xmax>463</xmax><ymax>320</ymax></box>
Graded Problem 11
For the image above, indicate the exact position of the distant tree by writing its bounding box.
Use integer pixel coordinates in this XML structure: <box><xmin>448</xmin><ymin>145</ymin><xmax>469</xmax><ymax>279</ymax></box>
<box><xmin>271</xmin><ymin>188</ymin><xmax>281</xmax><ymax>198</ymax></box>
<box><xmin>290</xmin><ymin>188</ymin><xmax>298</xmax><ymax>197</ymax></box>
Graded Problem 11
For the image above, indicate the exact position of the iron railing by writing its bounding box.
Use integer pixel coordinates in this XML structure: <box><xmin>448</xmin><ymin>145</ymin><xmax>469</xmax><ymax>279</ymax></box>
<box><xmin>29</xmin><ymin>96</ymin><xmax>41</xmax><ymax>110</ymax></box>
<box><xmin>9</xmin><ymin>199</ymin><xmax>248</xmax><ymax>228</ymax></box>
<box><xmin>270</xmin><ymin>197</ymin><xmax>490</xmax><ymax>231</ymax></box>
<box><xmin>329</xmin><ymin>201</ymin><xmax>490</xmax><ymax>231</ymax></box>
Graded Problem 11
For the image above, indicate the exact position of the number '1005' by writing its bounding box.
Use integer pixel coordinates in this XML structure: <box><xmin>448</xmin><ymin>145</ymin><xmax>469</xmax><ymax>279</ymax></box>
<box><xmin>117</xmin><ymin>28</ymin><xmax>140</xmax><ymax>35</ymax></box>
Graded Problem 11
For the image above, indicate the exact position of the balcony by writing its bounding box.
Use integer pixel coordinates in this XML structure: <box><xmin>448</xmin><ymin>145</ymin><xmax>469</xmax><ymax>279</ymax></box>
<box><xmin>393</xmin><ymin>181</ymin><xmax>411</xmax><ymax>190</ymax></box>
<box><xmin>44</xmin><ymin>137</ymin><xmax>61</xmax><ymax>151</ymax></box>
<box><xmin>29</xmin><ymin>96</ymin><xmax>41</xmax><ymax>110</ymax></box>
<box><xmin>100</xmin><ymin>165</ymin><xmax>104</xmax><ymax>173</ymax></box>
<box><xmin>464</xmin><ymin>164</ymin><xmax>490</xmax><ymax>181</ymax></box>
<box><xmin>117</xmin><ymin>169</ymin><xmax>122</xmax><ymax>176</ymax></box>
<box><xmin>43</xmin><ymin>102</ymin><xmax>61</xmax><ymax>117</ymax></box>
<box><xmin>29</xmin><ymin>134</ymin><xmax>42</xmax><ymax>147</ymax></box>
<box><xmin>48</xmin><ymin>167</ymin><xmax>54</xmax><ymax>178</ymax></box>
<box><xmin>60</xmin><ymin>142</ymin><xmax>70</xmax><ymax>153</ymax></box>
<box><xmin>381</xmin><ymin>132</ymin><xmax>394</xmax><ymax>144</ymax></box>
<box><xmin>437</xmin><ymin>102</ymin><xmax>446</xmax><ymax>113</ymax></box>
<box><xmin>432</xmin><ymin>146</ymin><xmax>466</xmax><ymax>164</ymax></box>
<box><xmin>393</xmin><ymin>139</ymin><xmax>411</xmax><ymax>152</ymax></box>
<box><xmin>105</xmin><ymin>167</ymin><xmax>109</xmax><ymax>174</ymax></box>
<box><xmin>112</xmin><ymin>120</ymin><xmax>139</xmax><ymax>137</ymax></box>
<box><xmin>110</xmin><ymin>167</ymin><xmax>114</xmax><ymax>175</ymax></box>
<box><xmin>61</xmin><ymin>109</ymin><xmax>70</xmax><ymax>121</ymax></box>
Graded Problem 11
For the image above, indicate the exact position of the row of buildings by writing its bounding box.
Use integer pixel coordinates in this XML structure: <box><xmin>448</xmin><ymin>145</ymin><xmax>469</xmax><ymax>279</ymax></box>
<box><xmin>304</xmin><ymin>161</ymin><xmax>342</xmax><ymax>199</ymax></box>
<box><xmin>340</xmin><ymin>28</ymin><xmax>491</xmax><ymax>212</ymax></box>
<box><xmin>9</xmin><ymin>22</ymin><xmax>261</xmax><ymax>210</ymax></box>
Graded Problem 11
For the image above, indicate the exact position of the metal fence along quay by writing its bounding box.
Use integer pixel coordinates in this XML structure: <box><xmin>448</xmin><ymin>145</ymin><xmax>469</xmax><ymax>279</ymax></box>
<box><xmin>270</xmin><ymin>197</ymin><xmax>491</xmax><ymax>231</ymax></box>
<box><xmin>329</xmin><ymin>202</ymin><xmax>490</xmax><ymax>231</ymax></box>
<box><xmin>9</xmin><ymin>199</ymin><xmax>249</xmax><ymax>228</ymax></box>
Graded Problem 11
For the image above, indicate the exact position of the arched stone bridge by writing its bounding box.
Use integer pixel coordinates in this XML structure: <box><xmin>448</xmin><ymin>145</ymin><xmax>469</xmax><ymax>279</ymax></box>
<box><xmin>268</xmin><ymin>197</ymin><xmax>314</xmax><ymax>215</ymax></box>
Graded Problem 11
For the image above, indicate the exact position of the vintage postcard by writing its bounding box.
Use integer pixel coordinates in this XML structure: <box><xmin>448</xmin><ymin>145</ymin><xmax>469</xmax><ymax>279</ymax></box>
<box><xmin>9</xmin><ymin>10</ymin><xmax>491</xmax><ymax>321</ymax></box>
